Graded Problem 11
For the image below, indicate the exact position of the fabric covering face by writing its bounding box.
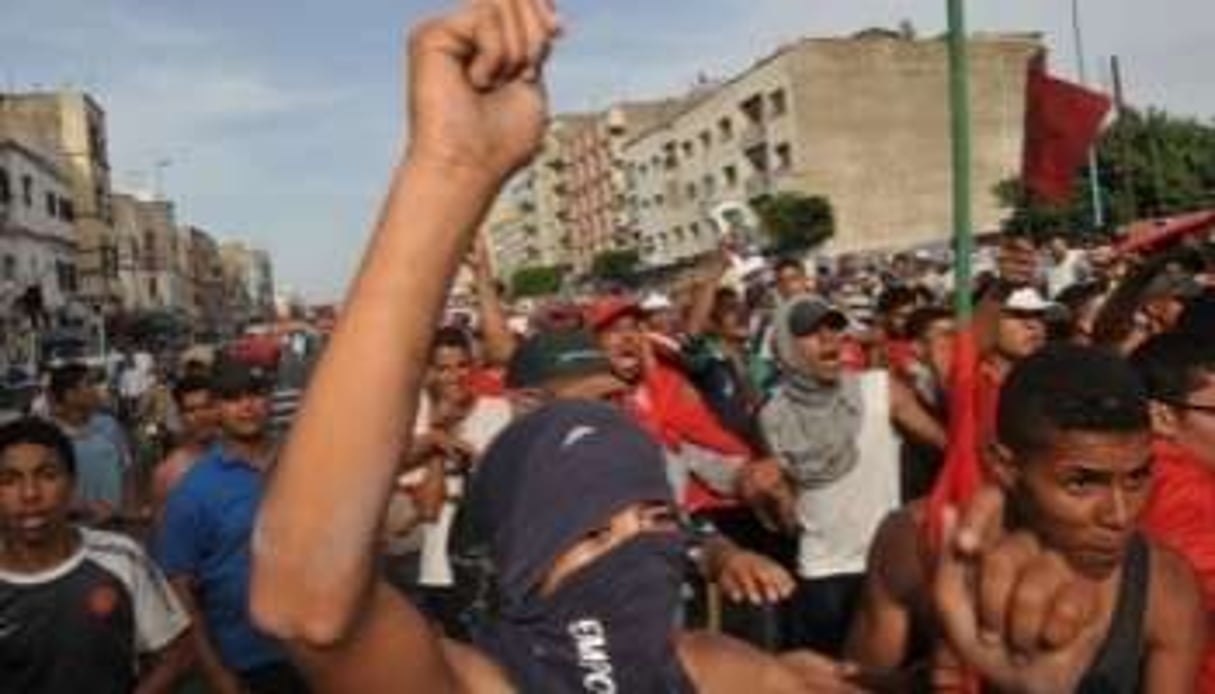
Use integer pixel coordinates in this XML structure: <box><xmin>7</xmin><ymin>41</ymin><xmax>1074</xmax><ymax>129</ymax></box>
<box><xmin>465</xmin><ymin>400</ymin><xmax>694</xmax><ymax>693</ymax></box>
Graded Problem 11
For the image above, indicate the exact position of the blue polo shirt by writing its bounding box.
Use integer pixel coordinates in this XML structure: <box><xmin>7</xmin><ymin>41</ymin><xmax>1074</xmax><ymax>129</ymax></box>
<box><xmin>154</xmin><ymin>445</ymin><xmax>286</xmax><ymax>673</ymax></box>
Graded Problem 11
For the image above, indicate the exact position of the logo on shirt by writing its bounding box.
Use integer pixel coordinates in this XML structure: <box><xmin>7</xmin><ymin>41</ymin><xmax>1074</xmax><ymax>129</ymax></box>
<box><xmin>568</xmin><ymin>619</ymin><xmax>616</xmax><ymax>693</ymax></box>
<box><xmin>562</xmin><ymin>426</ymin><xmax>597</xmax><ymax>449</ymax></box>
<box><xmin>86</xmin><ymin>584</ymin><xmax>120</xmax><ymax>620</ymax></box>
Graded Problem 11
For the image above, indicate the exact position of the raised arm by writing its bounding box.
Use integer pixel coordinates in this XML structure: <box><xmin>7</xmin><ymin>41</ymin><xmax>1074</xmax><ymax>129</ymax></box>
<box><xmin>469</xmin><ymin>233</ymin><xmax>518</xmax><ymax>366</ymax></box>
<box><xmin>250</xmin><ymin>0</ymin><xmax>559</xmax><ymax>684</ymax></box>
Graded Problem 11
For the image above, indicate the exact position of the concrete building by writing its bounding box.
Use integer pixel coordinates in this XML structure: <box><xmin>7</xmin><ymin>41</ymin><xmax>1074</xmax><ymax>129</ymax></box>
<box><xmin>624</xmin><ymin>31</ymin><xmax>1042</xmax><ymax>267</ymax></box>
<box><xmin>218</xmin><ymin>241</ymin><xmax>275</xmax><ymax>327</ymax></box>
<box><xmin>184</xmin><ymin>226</ymin><xmax>226</xmax><ymax>337</ymax></box>
<box><xmin>557</xmin><ymin>99</ymin><xmax>697</xmax><ymax>275</ymax></box>
<box><xmin>0</xmin><ymin>139</ymin><xmax>78</xmax><ymax>368</ymax></box>
<box><xmin>0</xmin><ymin>139</ymin><xmax>78</xmax><ymax>313</ymax></box>
<box><xmin>111</xmin><ymin>193</ymin><xmax>191</xmax><ymax>315</ymax></box>
<box><xmin>0</xmin><ymin>92</ymin><xmax>119</xmax><ymax>309</ymax></box>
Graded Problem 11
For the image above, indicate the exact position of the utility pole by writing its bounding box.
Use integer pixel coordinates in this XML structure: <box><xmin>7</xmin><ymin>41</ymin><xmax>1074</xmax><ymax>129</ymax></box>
<box><xmin>1072</xmin><ymin>0</ymin><xmax>1106</xmax><ymax>230</ymax></box>
<box><xmin>946</xmin><ymin>0</ymin><xmax>973</xmax><ymax>321</ymax></box>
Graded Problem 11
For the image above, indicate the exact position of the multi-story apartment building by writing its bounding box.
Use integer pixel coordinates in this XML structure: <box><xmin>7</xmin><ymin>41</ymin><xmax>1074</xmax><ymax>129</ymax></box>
<box><xmin>218</xmin><ymin>241</ymin><xmax>275</xmax><ymax>327</ymax></box>
<box><xmin>625</xmin><ymin>30</ymin><xmax>1042</xmax><ymax>268</ymax></box>
<box><xmin>111</xmin><ymin>193</ymin><xmax>192</xmax><ymax>314</ymax></box>
<box><xmin>0</xmin><ymin>92</ymin><xmax>119</xmax><ymax>309</ymax></box>
<box><xmin>0</xmin><ymin>139</ymin><xmax>78</xmax><ymax>315</ymax></box>
<box><xmin>184</xmin><ymin>226</ymin><xmax>226</xmax><ymax>337</ymax></box>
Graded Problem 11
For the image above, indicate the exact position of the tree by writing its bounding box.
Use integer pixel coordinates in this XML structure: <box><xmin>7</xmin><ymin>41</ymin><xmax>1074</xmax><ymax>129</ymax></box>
<box><xmin>590</xmin><ymin>249</ymin><xmax>640</xmax><ymax>284</ymax></box>
<box><xmin>1000</xmin><ymin>108</ymin><xmax>1215</xmax><ymax>240</ymax></box>
<box><xmin>509</xmin><ymin>265</ymin><xmax>564</xmax><ymax>298</ymax></box>
<box><xmin>751</xmin><ymin>192</ymin><xmax>835</xmax><ymax>252</ymax></box>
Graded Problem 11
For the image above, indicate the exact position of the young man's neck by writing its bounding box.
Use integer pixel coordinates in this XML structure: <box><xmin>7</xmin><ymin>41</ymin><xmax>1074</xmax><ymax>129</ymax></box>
<box><xmin>223</xmin><ymin>435</ymin><xmax>274</xmax><ymax>470</ymax></box>
<box><xmin>0</xmin><ymin>526</ymin><xmax>79</xmax><ymax>575</ymax></box>
<box><xmin>54</xmin><ymin>406</ymin><xmax>91</xmax><ymax>428</ymax></box>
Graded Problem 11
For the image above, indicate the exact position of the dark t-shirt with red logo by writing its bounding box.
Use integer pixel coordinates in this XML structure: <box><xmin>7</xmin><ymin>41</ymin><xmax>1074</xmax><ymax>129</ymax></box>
<box><xmin>0</xmin><ymin>528</ymin><xmax>189</xmax><ymax>694</ymax></box>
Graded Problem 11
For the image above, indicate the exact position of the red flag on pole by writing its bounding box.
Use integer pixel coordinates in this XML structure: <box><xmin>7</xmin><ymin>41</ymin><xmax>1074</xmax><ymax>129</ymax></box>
<box><xmin>1022</xmin><ymin>53</ymin><xmax>1112</xmax><ymax>204</ymax></box>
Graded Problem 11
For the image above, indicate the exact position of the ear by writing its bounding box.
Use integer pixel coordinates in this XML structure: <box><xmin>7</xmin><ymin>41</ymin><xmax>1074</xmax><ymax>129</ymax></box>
<box><xmin>983</xmin><ymin>441</ymin><xmax>1019</xmax><ymax>491</ymax></box>
<box><xmin>1148</xmin><ymin>400</ymin><xmax>1180</xmax><ymax>439</ymax></box>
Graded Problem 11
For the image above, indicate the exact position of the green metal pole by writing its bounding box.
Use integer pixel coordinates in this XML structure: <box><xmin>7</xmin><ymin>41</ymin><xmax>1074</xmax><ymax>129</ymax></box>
<box><xmin>947</xmin><ymin>0</ymin><xmax>974</xmax><ymax>321</ymax></box>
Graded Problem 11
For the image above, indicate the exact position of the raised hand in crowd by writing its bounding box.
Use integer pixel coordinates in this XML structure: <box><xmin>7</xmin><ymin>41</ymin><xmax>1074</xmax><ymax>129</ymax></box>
<box><xmin>934</xmin><ymin>487</ymin><xmax>1109</xmax><ymax>693</ymax></box>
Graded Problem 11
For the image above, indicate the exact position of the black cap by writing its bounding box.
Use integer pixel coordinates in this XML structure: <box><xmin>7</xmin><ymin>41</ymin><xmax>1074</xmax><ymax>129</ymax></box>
<box><xmin>505</xmin><ymin>330</ymin><xmax>612</xmax><ymax>389</ymax></box>
<box><xmin>211</xmin><ymin>358</ymin><xmax>273</xmax><ymax>399</ymax></box>
<box><xmin>1144</xmin><ymin>268</ymin><xmax>1203</xmax><ymax>301</ymax></box>
<box><xmin>787</xmin><ymin>298</ymin><xmax>848</xmax><ymax>338</ymax></box>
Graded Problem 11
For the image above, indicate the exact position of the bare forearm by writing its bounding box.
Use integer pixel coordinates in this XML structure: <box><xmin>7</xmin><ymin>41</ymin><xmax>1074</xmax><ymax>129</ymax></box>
<box><xmin>475</xmin><ymin>270</ymin><xmax>517</xmax><ymax>365</ymax></box>
<box><xmin>252</xmin><ymin>158</ymin><xmax>501</xmax><ymax>643</ymax></box>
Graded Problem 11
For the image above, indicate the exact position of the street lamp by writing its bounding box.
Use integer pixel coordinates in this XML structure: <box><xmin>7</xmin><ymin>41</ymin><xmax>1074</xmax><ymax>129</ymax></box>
<box><xmin>1072</xmin><ymin>0</ymin><xmax>1106</xmax><ymax>229</ymax></box>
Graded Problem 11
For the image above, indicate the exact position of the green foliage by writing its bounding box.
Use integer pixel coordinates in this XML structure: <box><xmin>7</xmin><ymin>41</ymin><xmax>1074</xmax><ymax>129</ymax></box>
<box><xmin>751</xmin><ymin>192</ymin><xmax>835</xmax><ymax>252</ymax></box>
<box><xmin>510</xmin><ymin>265</ymin><xmax>564</xmax><ymax>298</ymax></box>
<box><xmin>1000</xmin><ymin>108</ymin><xmax>1215</xmax><ymax>240</ymax></box>
<box><xmin>590</xmin><ymin>249</ymin><xmax>640</xmax><ymax>284</ymax></box>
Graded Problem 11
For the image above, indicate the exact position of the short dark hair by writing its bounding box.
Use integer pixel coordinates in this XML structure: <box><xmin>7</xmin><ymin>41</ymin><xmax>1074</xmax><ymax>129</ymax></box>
<box><xmin>432</xmin><ymin>326</ymin><xmax>473</xmax><ymax>356</ymax></box>
<box><xmin>48</xmin><ymin>363</ymin><xmax>92</xmax><ymax>403</ymax></box>
<box><xmin>905</xmin><ymin>305</ymin><xmax>953</xmax><ymax>342</ymax></box>
<box><xmin>173</xmin><ymin>375</ymin><xmax>213</xmax><ymax>406</ymax></box>
<box><xmin>0</xmin><ymin>417</ymin><xmax>76</xmax><ymax>477</ymax></box>
<box><xmin>1130</xmin><ymin>332</ymin><xmax>1215</xmax><ymax>405</ymax></box>
<box><xmin>876</xmin><ymin>285</ymin><xmax>918</xmax><ymax>316</ymax></box>
<box><xmin>774</xmin><ymin>257</ymin><xmax>805</xmax><ymax>276</ymax></box>
<box><xmin>997</xmin><ymin>344</ymin><xmax>1149</xmax><ymax>456</ymax></box>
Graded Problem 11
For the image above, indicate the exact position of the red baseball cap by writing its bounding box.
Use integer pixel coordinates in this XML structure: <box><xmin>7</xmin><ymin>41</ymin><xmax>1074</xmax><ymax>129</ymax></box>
<box><xmin>585</xmin><ymin>296</ymin><xmax>643</xmax><ymax>332</ymax></box>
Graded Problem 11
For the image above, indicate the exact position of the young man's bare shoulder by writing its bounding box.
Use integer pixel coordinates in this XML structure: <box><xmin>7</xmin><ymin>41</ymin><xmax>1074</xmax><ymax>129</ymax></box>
<box><xmin>1145</xmin><ymin>541</ymin><xmax>1204</xmax><ymax>638</ymax></box>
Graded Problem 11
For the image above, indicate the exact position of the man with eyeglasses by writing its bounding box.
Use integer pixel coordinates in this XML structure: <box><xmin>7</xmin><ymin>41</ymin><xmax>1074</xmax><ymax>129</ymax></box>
<box><xmin>1132</xmin><ymin>332</ymin><xmax>1215</xmax><ymax>693</ymax></box>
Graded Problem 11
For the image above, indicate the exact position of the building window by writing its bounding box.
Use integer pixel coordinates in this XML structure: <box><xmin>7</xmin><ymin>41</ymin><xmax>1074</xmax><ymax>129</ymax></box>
<box><xmin>690</xmin><ymin>222</ymin><xmax>701</xmax><ymax>238</ymax></box>
<box><xmin>22</xmin><ymin>175</ymin><xmax>33</xmax><ymax>206</ymax></box>
<box><xmin>45</xmin><ymin>192</ymin><xmax>56</xmax><ymax>217</ymax></box>
<box><xmin>655</xmin><ymin>193</ymin><xmax>665</xmax><ymax>206</ymax></box>
<box><xmin>718</xmin><ymin>117</ymin><xmax>734</xmax><ymax>142</ymax></box>
<box><xmin>148</xmin><ymin>277</ymin><xmax>159</xmax><ymax>301</ymax></box>
<box><xmin>2</xmin><ymin>255</ymin><xmax>15</xmax><ymax>281</ymax></box>
<box><xmin>723</xmin><ymin>165</ymin><xmax>739</xmax><ymax>188</ymax></box>
<box><xmin>686</xmin><ymin>182</ymin><xmax>698</xmax><ymax>201</ymax></box>
<box><xmin>703</xmin><ymin>174</ymin><xmax>716</xmax><ymax>197</ymax></box>
<box><xmin>681</xmin><ymin>140</ymin><xmax>694</xmax><ymax>159</ymax></box>
<box><xmin>59</xmin><ymin>198</ymin><xmax>74</xmax><ymax>221</ymax></box>
<box><xmin>775</xmin><ymin>142</ymin><xmax>794</xmax><ymax>172</ymax></box>
<box><xmin>0</xmin><ymin>167</ymin><xmax>10</xmax><ymax>204</ymax></box>
<box><xmin>741</xmin><ymin>94</ymin><xmax>764</xmax><ymax>124</ymax></box>
<box><xmin>770</xmin><ymin>89</ymin><xmax>788</xmax><ymax>117</ymax></box>
<box><xmin>699</xmin><ymin>130</ymin><xmax>712</xmax><ymax>150</ymax></box>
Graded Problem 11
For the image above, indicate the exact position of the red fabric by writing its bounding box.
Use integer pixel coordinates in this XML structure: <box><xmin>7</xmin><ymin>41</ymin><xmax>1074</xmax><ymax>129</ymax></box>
<box><xmin>840</xmin><ymin>338</ymin><xmax>869</xmax><ymax>371</ymax></box>
<box><xmin>1141</xmin><ymin>440</ymin><xmax>1215</xmax><ymax>693</ymax></box>
<box><xmin>627</xmin><ymin>361</ymin><xmax>752</xmax><ymax>513</ymax></box>
<box><xmin>885</xmin><ymin>339</ymin><xmax>917</xmax><ymax>378</ymax></box>
<box><xmin>585</xmin><ymin>296</ymin><xmax>642</xmax><ymax>331</ymax></box>
<box><xmin>1116</xmin><ymin>210</ymin><xmax>1215</xmax><ymax>256</ymax></box>
<box><xmin>468</xmin><ymin>367</ymin><xmax>506</xmax><ymax>397</ymax></box>
<box><xmin>924</xmin><ymin>328</ymin><xmax>986</xmax><ymax>550</ymax></box>
<box><xmin>1022</xmin><ymin>53</ymin><xmax>1113</xmax><ymax>204</ymax></box>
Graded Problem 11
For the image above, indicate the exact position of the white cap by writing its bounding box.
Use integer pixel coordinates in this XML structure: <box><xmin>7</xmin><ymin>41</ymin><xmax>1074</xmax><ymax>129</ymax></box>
<box><xmin>1004</xmin><ymin>287</ymin><xmax>1054</xmax><ymax>313</ymax></box>
<box><xmin>640</xmin><ymin>292</ymin><xmax>673</xmax><ymax>312</ymax></box>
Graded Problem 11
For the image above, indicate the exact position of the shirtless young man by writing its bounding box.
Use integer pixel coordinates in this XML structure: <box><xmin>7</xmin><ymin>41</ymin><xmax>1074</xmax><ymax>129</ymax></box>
<box><xmin>846</xmin><ymin>345</ymin><xmax>1205</xmax><ymax>692</ymax></box>
<box><xmin>249</xmin><ymin>2</ymin><xmax>1124</xmax><ymax>692</ymax></box>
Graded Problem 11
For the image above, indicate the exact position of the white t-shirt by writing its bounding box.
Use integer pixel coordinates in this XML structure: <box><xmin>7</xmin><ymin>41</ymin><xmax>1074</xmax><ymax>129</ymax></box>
<box><xmin>784</xmin><ymin>371</ymin><xmax>901</xmax><ymax>580</ymax></box>
<box><xmin>406</xmin><ymin>396</ymin><xmax>513</xmax><ymax>587</ymax></box>
<box><xmin>1046</xmin><ymin>250</ymin><xmax>1090</xmax><ymax>298</ymax></box>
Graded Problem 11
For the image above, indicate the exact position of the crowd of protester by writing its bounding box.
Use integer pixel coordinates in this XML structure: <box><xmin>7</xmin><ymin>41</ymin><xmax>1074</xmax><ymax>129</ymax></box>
<box><xmin>3</xmin><ymin>1</ymin><xmax>1215</xmax><ymax>692</ymax></box>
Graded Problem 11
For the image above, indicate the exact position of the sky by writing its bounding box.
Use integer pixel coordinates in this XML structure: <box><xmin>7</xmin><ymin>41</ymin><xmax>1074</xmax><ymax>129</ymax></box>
<box><xmin>3</xmin><ymin>0</ymin><xmax>1212</xmax><ymax>302</ymax></box>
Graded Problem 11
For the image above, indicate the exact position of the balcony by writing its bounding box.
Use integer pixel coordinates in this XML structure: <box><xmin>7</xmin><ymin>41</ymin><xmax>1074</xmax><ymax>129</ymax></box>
<box><xmin>738</xmin><ymin>122</ymin><xmax>767</xmax><ymax>151</ymax></box>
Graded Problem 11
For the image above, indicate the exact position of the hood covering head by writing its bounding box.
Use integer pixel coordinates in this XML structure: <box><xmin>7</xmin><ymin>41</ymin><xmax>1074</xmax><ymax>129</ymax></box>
<box><xmin>466</xmin><ymin>400</ymin><xmax>693</xmax><ymax>693</ymax></box>
<box><xmin>465</xmin><ymin>399</ymin><xmax>674</xmax><ymax>610</ymax></box>
<box><xmin>763</xmin><ymin>294</ymin><xmax>864</xmax><ymax>490</ymax></box>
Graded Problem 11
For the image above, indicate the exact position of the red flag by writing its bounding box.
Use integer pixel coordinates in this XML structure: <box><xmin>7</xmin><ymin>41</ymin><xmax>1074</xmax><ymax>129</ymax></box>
<box><xmin>922</xmin><ymin>327</ymin><xmax>985</xmax><ymax>694</ymax></box>
<box><xmin>1022</xmin><ymin>53</ymin><xmax>1112</xmax><ymax>204</ymax></box>
<box><xmin>923</xmin><ymin>327</ymin><xmax>984</xmax><ymax>552</ymax></box>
